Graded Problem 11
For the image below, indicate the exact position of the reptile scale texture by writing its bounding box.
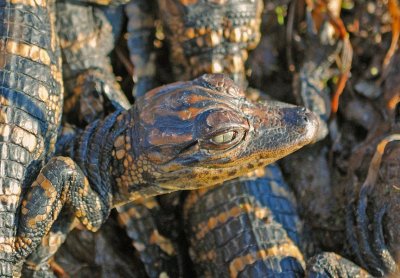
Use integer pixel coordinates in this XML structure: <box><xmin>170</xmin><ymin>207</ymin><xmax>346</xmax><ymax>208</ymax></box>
<box><xmin>58</xmin><ymin>0</ymin><xmax>130</xmax><ymax>127</ymax></box>
<box><xmin>184</xmin><ymin>163</ymin><xmax>306</xmax><ymax>277</ymax></box>
<box><xmin>0</xmin><ymin>0</ymin><xmax>63</xmax><ymax>276</ymax></box>
<box><xmin>121</xmin><ymin>0</ymin><xmax>322</xmax><ymax>276</ymax></box>
<box><xmin>0</xmin><ymin>69</ymin><xmax>319</xmax><ymax>276</ymax></box>
<box><xmin>20</xmin><ymin>2</ymin><xmax>131</xmax><ymax>275</ymax></box>
<box><xmin>3</xmin><ymin>0</ymin><xmax>390</xmax><ymax>276</ymax></box>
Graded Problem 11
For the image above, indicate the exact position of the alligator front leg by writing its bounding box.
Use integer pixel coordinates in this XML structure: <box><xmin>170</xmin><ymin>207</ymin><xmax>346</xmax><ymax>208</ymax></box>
<box><xmin>21</xmin><ymin>207</ymin><xmax>76</xmax><ymax>278</ymax></box>
<box><xmin>20</xmin><ymin>2</ymin><xmax>132</xmax><ymax>273</ymax></box>
<box><xmin>15</xmin><ymin>157</ymin><xmax>112</xmax><ymax>264</ymax></box>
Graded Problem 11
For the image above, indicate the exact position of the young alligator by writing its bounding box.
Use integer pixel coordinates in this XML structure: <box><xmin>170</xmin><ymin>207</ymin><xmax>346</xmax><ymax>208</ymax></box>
<box><xmin>0</xmin><ymin>0</ymin><xmax>63</xmax><ymax>276</ymax></box>
<box><xmin>124</xmin><ymin>1</ymin><xmax>317</xmax><ymax>276</ymax></box>
<box><xmin>15</xmin><ymin>74</ymin><xmax>318</xmax><ymax>275</ymax></box>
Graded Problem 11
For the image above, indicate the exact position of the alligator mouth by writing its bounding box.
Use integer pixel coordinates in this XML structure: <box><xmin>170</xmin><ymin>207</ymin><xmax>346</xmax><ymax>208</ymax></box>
<box><xmin>157</xmin><ymin>152</ymin><xmax>291</xmax><ymax>191</ymax></box>
<box><xmin>156</xmin><ymin>110</ymin><xmax>318</xmax><ymax>188</ymax></box>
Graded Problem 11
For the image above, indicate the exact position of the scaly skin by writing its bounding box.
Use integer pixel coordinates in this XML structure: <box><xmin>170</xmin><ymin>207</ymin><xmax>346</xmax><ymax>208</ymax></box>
<box><xmin>304</xmin><ymin>136</ymin><xmax>400</xmax><ymax>278</ymax></box>
<box><xmin>345</xmin><ymin>135</ymin><xmax>400</xmax><ymax>276</ymax></box>
<box><xmin>58</xmin><ymin>0</ymin><xmax>130</xmax><ymax>127</ymax></box>
<box><xmin>124</xmin><ymin>0</ymin><xmax>158</xmax><ymax>97</ymax></box>
<box><xmin>124</xmin><ymin>1</ymin><xmax>313</xmax><ymax>276</ymax></box>
<box><xmin>117</xmin><ymin>198</ymin><xmax>181</xmax><ymax>278</ymax></box>
<box><xmin>53</xmin><ymin>216</ymin><xmax>146</xmax><ymax>278</ymax></box>
<box><xmin>281</xmin><ymin>9</ymin><xmax>347</xmax><ymax>239</ymax></box>
<box><xmin>184</xmin><ymin>163</ymin><xmax>306</xmax><ymax>277</ymax></box>
<box><xmin>126</xmin><ymin>0</ymin><xmax>263</xmax><ymax>98</ymax></box>
<box><xmin>281</xmin><ymin>142</ymin><xmax>343</xmax><ymax>254</ymax></box>
<box><xmin>294</xmin><ymin>34</ymin><xmax>341</xmax><ymax>141</ymax></box>
<box><xmin>158</xmin><ymin>0</ymin><xmax>263</xmax><ymax>87</ymax></box>
<box><xmin>306</xmin><ymin>252</ymin><xmax>372</xmax><ymax>278</ymax></box>
<box><xmin>16</xmin><ymin>74</ymin><xmax>318</xmax><ymax>276</ymax></box>
<box><xmin>303</xmin><ymin>55</ymin><xmax>400</xmax><ymax>275</ymax></box>
<box><xmin>21</xmin><ymin>2</ymin><xmax>130</xmax><ymax>275</ymax></box>
<box><xmin>22</xmin><ymin>208</ymin><xmax>76</xmax><ymax>278</ymax></box>
<box><xmin>0</xmin><ymin>0</ymin><xmax>63</xmax><ymax>275</ymax></box>
<box><xmin>294</xmin><ymin>50</ymin><xmax>400</xmax><ymax>277</ymax></box>
<box><xmin>73</xmin><ymin>0</ymin><xmax>129</xmax><ymax>7</ymax></box>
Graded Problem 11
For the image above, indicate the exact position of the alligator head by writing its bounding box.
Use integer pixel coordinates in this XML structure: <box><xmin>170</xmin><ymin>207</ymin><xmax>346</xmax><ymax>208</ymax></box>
<box><xmin>114</xmin><ymin>74</ymin><xmax>318</xmax><ymax>195</ymax></box>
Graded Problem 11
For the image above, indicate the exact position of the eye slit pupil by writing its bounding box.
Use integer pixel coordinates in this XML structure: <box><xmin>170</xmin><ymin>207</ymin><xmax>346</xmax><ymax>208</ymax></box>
<box><xmin>223</xmin><ymin>131</ymin><xmax>235</xmax><ymax>141</ymax></box>
<box><xmin>211</xmin><ymin>131</ymin><xmax>236</xmax><ymax>144</ymax></box>
<box><xmin>212</xmin><ymin>134</ymin><xmax>224</xmax><ymax>143</ymax></box>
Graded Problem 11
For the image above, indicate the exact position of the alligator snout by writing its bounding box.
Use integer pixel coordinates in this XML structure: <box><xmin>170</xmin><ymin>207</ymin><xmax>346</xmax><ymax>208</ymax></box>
<box><xmin>259</xmin><ymin>103</ymin><xmax>319</xmax><ymax>145</ymax></box>
<box><xmin>282</xmin><ymin>106</ymin><xmax>314</xmax><ymax>125</ymax></box>
<box><xmin>292</xmin><ymin>107</ymin><xmax>319</xmax><ymax>144</ymax></box>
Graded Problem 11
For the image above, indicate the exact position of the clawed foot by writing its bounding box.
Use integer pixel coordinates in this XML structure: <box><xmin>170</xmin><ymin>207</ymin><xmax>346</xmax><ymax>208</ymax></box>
<box><xmin>346</xmin><ymin>135</ymin><xmax>400</xmax><ymax>276</ymax></box>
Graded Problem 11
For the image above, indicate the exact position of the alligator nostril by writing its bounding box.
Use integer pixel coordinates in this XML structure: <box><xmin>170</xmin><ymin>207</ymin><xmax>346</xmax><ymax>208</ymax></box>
<box><xmin>303</xmin><ymin>116</ymin><xmax>308</xmax><ymax>123</ymax></box>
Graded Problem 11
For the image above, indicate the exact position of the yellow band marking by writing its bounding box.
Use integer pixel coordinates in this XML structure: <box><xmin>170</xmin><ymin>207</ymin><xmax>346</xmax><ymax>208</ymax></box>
<box><xmin>10</xmin><ymin>0</ymin><xmax>46</xmax><ymax>7</ymax></box>
<box><xmin>195</xmin><ymin>203</ymin><xmax>271</xmax><ymax>240</ymax></box>
<box><xmin>229</xmin><ymin>243</ymin><xmax>304</xmax><ymax>278</ymax></box>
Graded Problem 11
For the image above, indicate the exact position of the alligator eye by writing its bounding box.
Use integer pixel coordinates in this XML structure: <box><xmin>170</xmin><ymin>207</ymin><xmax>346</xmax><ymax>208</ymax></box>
<box><xmin>210</xmin><ymin>131</ymin><xmax>236</xmax><ymax>144</ymax></box>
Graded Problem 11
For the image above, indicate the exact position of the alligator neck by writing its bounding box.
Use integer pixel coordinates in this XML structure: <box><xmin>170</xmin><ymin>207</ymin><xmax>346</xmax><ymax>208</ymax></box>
<box><xmin>72</xmin><ymin>110</ymin><xmax>127</xmax><ymax>202</ymax></box>
<box><xmin>103</xmin><ymin>110</ymin><xmax>173</xmax><ymax>206</ymax></box>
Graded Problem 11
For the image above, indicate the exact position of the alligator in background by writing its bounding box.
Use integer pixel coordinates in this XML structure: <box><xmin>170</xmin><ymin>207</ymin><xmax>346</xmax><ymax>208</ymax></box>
<box><xmin>0</xmin><ymin>0</ymin><xmax>63</xmax><ymax>275</ymax></box>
